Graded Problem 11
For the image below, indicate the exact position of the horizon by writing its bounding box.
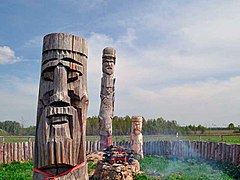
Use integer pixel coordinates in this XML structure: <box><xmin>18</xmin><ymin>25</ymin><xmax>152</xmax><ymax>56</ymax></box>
<box><xmin>0</xmin><ymin>115</ymin><xmax>237</xmax><ymax>129</ymax></box>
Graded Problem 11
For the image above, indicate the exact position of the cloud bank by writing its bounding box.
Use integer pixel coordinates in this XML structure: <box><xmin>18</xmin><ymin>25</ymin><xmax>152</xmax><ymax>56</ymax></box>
<box><xmin>0</xmin><ymin>46</ymin><xmax>21</xmax><ymax>64</ymax></box>
<box><xmin>1</xmin><ymin>0</ymin><xmax>240</xmax><ymax>127</ymax></box>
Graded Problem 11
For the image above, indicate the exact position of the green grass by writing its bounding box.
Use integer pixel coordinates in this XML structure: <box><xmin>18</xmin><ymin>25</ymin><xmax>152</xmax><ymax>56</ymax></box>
<box><xmin>137</xmin><ymin>156</ymin><xmax>239</xmax><ymax>180</ymax></box>
<box><xmin>88</xmin><ymin>161</ymin><xmax>97</xmax><ymax>174</ymax></box>
<box><xmin>0</xmin><ymin>135</ymin><xmax>239</xmax><ymax>144</ymax></box>
<box><xmin>0</xmin><ymin>137</ymin><xmax>34</xmax><ymax>143</ymax></box>
<box><xmin>1</xmin><ymin>157</ymin><xmax>239</xmax><ymax>179</ymax></box>
<box><xmin>0</xmin><ymin>129</ymin><xmax>9</xmax><ymax>136</ymax></box>
<box><xmin>0</xmin><ymin>161</ymin><xmax>33</xmax><ymax>180</ymax></box>
<box><xmin>85</xmin><ymin>135</ymin><xmax>240</xmax><ymax>144</ymax></box>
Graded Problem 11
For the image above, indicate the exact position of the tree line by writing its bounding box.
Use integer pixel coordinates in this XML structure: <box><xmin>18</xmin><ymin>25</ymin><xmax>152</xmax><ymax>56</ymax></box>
<box><xmin>0</xmin><ymin>121</ymin><xmax>35</xmax><ymax>136</ymax></box>
<box><xmin>87</xmin><ymin>116</ymin><xmax>208</xmax><ymax>135</ymax></box>
<box><xmin>0</xmin><ymin>117</ymin><xmax>238</xmax><ymax>136</ymax></box>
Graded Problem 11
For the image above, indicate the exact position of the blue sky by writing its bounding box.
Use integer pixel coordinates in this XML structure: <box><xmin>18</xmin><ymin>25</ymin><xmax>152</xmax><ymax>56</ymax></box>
<box><xmin>1</xmin><ymin>0</ymin><xmax>240</xmax><ymax>127</ymax></box>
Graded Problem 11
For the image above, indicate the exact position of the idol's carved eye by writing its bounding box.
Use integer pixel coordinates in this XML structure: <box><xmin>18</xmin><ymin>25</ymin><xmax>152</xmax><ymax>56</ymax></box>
<box><xmin>43</xmin><ymin>71</ymin><xmax>54</xmax><ymax>81</ymax></box>
<box><xmin>68</xmin><ymin>71</ymin><xmax>80</xmax><ymax>83</ymax></box>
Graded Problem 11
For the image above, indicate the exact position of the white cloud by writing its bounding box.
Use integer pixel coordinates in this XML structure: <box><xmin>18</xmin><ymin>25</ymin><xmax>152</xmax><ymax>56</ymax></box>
<box><xmin>0</xmin><ymin>76</ymin><xmax>38</xmax><ymax>126</ymax></box>
<box><xmin>23</xmin><ymin>36</ymin><xmax>42</xmax><ymax>48</ymax></box>
<box><xmin>116</xmin><ymin>76</ymin><xmax>240</xmax><ymax>127</ymax></box>
<box><xmin>2</xmin><ymin>0</ymin><xmax>240</xmax><ymax>127</ymax></box>
<box><xmin>0</xmin><ymin>46</ymin><xmax>21</xmax><ymax>64</ymax></box>
<box><xmin>185</xmin><ymin>2</ymin><xmax>240</xmax><ymax>44</ymax></box>
<box><xmin>85</xmin><ymin>1</ymin><xmax>240</xmax><ymax>126</ymax></box>
<box><xmin>116</xmin><ymin>28</ymin><xmax>137</xmax><ymax>47</ymax></box>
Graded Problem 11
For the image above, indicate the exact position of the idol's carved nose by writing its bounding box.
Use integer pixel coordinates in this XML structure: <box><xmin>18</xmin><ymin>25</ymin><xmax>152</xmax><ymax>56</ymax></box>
<box><xmin>50</xmin><ymin>65</ymin><xmax>70</xmax><ymax>106</ymax></box>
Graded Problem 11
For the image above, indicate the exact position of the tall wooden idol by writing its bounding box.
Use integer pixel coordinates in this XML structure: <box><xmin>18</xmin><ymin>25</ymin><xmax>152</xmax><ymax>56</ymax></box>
<box><xmin>131</xmin><ymin>116</ymin><xmax>144</xmax><ymax>159</ymax></box>
<box><xmin>33</xmin><ymin>33</ymin><xmax>89</xmax><ymax>179</ymax></box>
<box><xmin>99</xmin><ymin>47</ymin><xmax>116</xmax><ymax>149</ymax></box>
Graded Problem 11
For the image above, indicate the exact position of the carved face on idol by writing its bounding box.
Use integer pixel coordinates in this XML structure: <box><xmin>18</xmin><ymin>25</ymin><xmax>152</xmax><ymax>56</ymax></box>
<box><xmin>40</xmin><ymin>57</ymin><xmax>82</xmax><ymax>130</ymax></box>
<box><xmin>102</xmin><ymin>47</ymin><xmax>116</xmax><ymax>76</ymax></box>
<box><xmin>132</xmin><ymin>116</ymin><xmax>142</xmax><ymax>136</ymax></box>
<box><xmin>102</xmin><ymin>58</ymin><xmax>115</xmax><ymax>75</ymax></box>
<box><xmin>133</xmin><ymin>121</ymin><xmax>141</xmax><ymax>135</ymax></box>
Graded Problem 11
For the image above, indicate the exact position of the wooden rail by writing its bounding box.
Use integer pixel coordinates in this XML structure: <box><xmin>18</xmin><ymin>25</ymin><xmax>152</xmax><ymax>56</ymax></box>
<box><xmin>0</xmin><ymin>140</ymin><xmax>239</xmax><ymax>166</ymax></box>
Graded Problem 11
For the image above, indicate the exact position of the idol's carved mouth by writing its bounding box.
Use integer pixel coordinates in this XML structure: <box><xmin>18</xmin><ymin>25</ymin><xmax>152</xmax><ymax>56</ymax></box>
<box><xmin>51</xmin><ymin>116</ymin><xmax>68</xmax><ymax>125</ymax></box>
<box><xmin>46</xmin><ymin>106</ymin><xmax>75</xmax><ymax>118</ymax></box>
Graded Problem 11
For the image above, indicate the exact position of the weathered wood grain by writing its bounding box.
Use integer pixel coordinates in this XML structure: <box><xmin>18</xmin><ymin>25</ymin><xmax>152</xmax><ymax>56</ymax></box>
<box><xmin>34</xmin><ymin>33</ymin><xmax>89</xmax><ymax>179</ymax></box>
<box><xmin>99</xmin><ymin>47</ymin><xmax>116</xmax><ymax>149</ymax></box>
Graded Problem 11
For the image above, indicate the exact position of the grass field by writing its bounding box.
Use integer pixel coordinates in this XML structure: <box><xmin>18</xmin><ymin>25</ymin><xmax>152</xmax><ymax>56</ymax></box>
<box><xmin>1</xmin><ymin>156</ymin><xmax>239</xmax><ymax>179</ymax></box>
<box><xmin>0</xmin><ymin>161</ymin><xmax>33</xmax><ymax>180</ymax></box>
<box><xmin>0</xmin><ymin>136</ymin><xmax>35</xmax><ymax>143</ymax></box>
<box><xmin>0</xmin><ymin>134</ymin><xmax>239</xmax><ymax>144</ymax></box>
<box><xmin>137</xmin><ymin>156</ymin><xmax>240</xmax><ymax>179</ymax></box>
<box><xmin>86</xmin><ymin>135</ymin><xmax>240</xmax><ymax>144</ymax></box>
<box><xmin>143</xmin><ymin>135</ymin><xmax>240</xmax><ymax>144</ymax></box>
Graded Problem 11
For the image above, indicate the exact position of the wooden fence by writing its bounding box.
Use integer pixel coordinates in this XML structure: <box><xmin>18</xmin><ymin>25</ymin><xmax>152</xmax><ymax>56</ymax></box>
<box><xmin>0</xmin><ymin>141</ymin><xmax>239</xmax><ymax>166</ymax></box>
<box><xmin>0</xmin><ymin>142</ymin><xmax>34</xmax><ymax>164</ymax></box>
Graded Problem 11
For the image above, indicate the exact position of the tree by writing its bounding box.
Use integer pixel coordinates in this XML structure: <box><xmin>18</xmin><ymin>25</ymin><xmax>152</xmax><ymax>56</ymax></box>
<box><xmin>228</xmin><ymin>123</ymin><xmax>235</xmax><ymax>130</ymax></box>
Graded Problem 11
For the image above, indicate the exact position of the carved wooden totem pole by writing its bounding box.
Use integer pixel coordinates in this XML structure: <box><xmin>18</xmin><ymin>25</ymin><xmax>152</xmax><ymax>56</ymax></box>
<box><xmin>130</xmin><ymin>116</ymin><xmax>143</xmax><ymax>159</ymax></box>
<box><xmin>99</xmin><ymin>47</ymin><xmax>116</xmax><ymax>149</ymax></box>
<box><xmin>33</xmin><ymin>33</ymin><xmax>89</xmax><ymax>179</ymax></box>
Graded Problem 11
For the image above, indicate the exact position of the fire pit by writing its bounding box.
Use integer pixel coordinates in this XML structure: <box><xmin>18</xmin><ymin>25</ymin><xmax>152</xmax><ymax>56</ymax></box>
<box><xmin>103</xmin><ymin>145</ymin><xmax>134</xmax><ymax>164</ymax></box>
<box><xmin>92</xmin><ymin>146</ymin><xmax>140</xmax><ymax>180</ymax></box>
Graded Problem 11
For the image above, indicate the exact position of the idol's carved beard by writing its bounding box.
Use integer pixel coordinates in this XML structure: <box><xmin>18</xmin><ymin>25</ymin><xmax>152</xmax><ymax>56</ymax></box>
<box><xmin>36</xmin><ymin>105</ymin><xmax>83</xmax><ymax>168</ymax></box>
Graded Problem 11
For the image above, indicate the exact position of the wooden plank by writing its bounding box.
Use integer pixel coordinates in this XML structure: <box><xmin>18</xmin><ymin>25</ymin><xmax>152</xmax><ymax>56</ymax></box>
<box><xmin>18</xmin><ymin>142</ymin><xmax>22</xmax><ymax>162</ymax></box>
<box><xmin>94</xmin><ymin>141</ymin><xmax>97</xmax><ymax>152</ymax></box>
<box><xmin>187</xmin><ymin>141</ymin><xmax>190</xmax><ymax>159</ymax></box>
<box><xmin>97</xmin><ymin>141</ymin><xmax>101</xmax><ymax>151</ymax></box>
<box><xmin>237</xmin><ymin>145</ymin><xmax>240</xmax><ymax>165</ymax></box>
<box><xmin>4</xmin><ymin>143</ymin><xmax>8</xmax><ymax>163</ymax></box>
<box><xmin>189</xmin><ymin>141</ymin><xmax>194</xmax><ymax>159</ymax></box>
<box><xmin>218</xmin><ymin>143</ymin><xmax>222</xmax><ymax>162</ymax></box>
<box><xmin>204</xmin><ymin>142</ymin><xmax>208</xmax><ymax>160</ymax></box>
<box><xmin>29</xmin><ymin>142</ymin><xmax>33</xmax><ymax>161</ymax></box>
<box><xmin>200</xmin><ymin>141</ymin><xmax>203</xmax><ymax>159</ymax></box>
<box><xmin>7</xmin><ymin>143</ymin><xmax>11</xmax><ymax>163</ymax></box>
<box><xmin>157</xmin><ymin>141</ymin><xmax>160</xmax><ymax>156</ymax></box>
<box><xmin>10</xmin><ymin>143</ymin><xmax>13</xmax><ymax>162</ymax></box>
<box><xmin>226</xmin><ymin>144</ymin><xmax>230</xmax><ymax>163</ymax></box>
<box><xmin>0</xmin><ymin>143</ymin><xmax>4</xmax><ymax>163</ymax></box>
<box><xmin>176</xmin><ymin>141</ymin><xmax>179</xmax><ymax>158</ymax></box>
<box><xmin>24</xmin><ymin>142</ymin><xmax>30</xmax><ymax>161</ymax></box>
<box><xmin>169</xmin><ymin>141</ymin><xmax>173</xmax><ymax>158</ymax></box>
<box><xmin>146</xmin><ymin>142</ymin><xmax>150</xmax><ymax>156</ymax></box>
<box><xmin>229</xmin><ymin>144</ymin><xmax>233</xmax><ymax>163</ymax></box>
<box><xmin>13</xmin><ymin>143</ymin><xmax>17</xmax><ymax>161</ymax></box>
<box><xmin>179</xmin><ymin>140</ymin><xmax>182</xmax><ymax>159</ymax></box>
<box><xmin>150</xmin><ymin>141</ymin><xmax>153</xmax><ymax>155</ymax></box>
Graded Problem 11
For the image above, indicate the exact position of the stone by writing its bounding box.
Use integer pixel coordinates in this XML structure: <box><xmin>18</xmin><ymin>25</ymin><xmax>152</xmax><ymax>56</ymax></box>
<box><xmin>130</xmin><ymin>116</ymin><xmax>144</xmax><ymax>159</ymax></box>
<box><xmin>93</xmin><ymin>160</ymin><xmax>139</xmax><ymax>180</ymax></box>
<box><xmin>99</xmin><ymin>47</ymin><xmax>116</xmax><ymax>149</ymax></box>
<box><xmin>33</xmin><ymin>33</ymin><xmax>89</xmax><ymax>180</ymax></box>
